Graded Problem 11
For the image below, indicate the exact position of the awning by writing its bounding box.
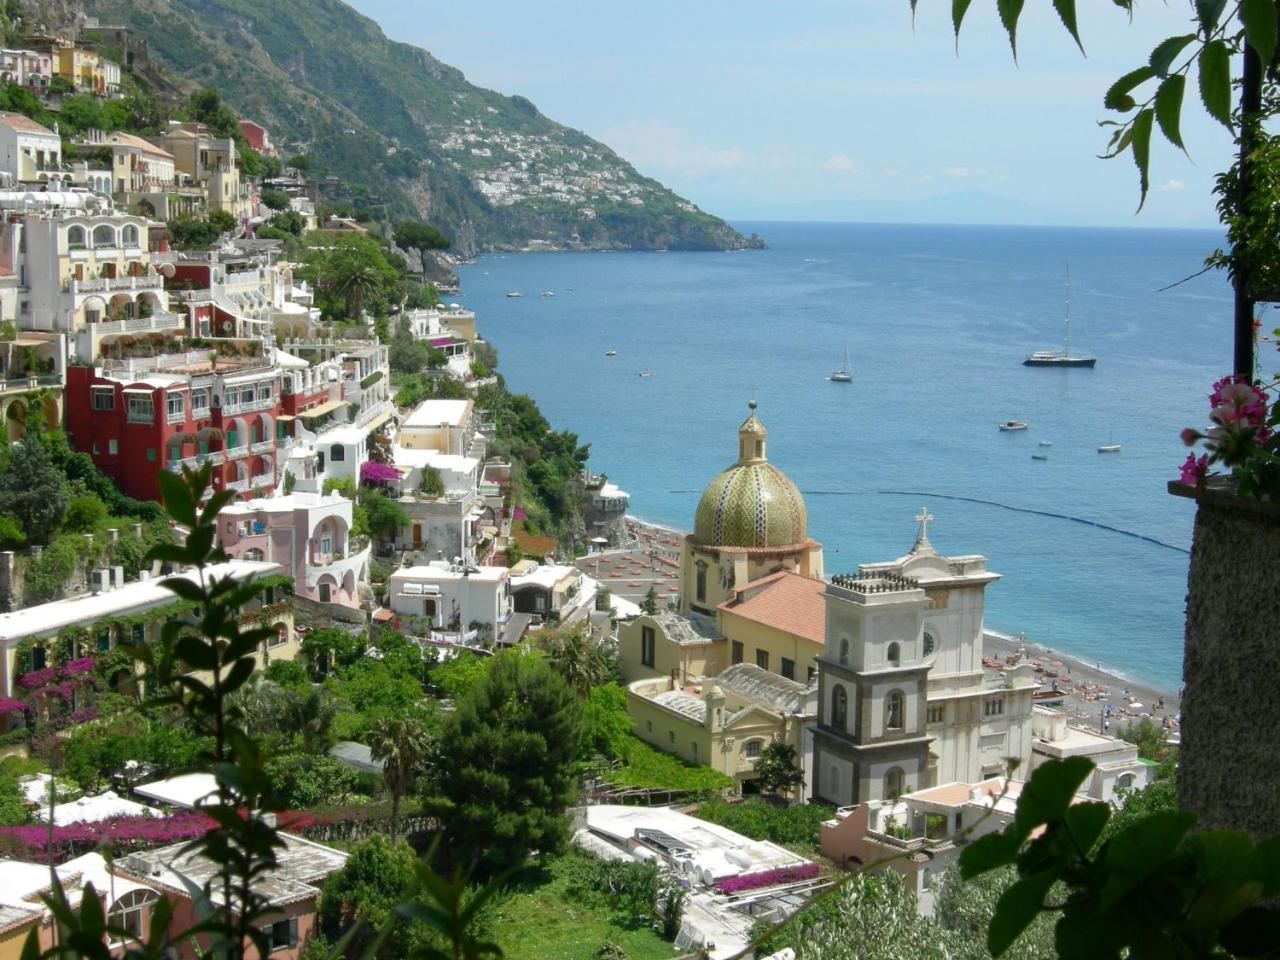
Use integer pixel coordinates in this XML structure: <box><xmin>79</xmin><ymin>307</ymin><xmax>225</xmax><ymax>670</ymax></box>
<box><xmin>363</xmin><ymin>410</ymin><xmax>392</xmax><ymax>432</ymax></box>
<box><xmin>298</xmin><ymin>399</ymin><xmax>348</xmax><ymax>418</ymax></box>
<box><xmin>275</xmin><ymin>414</ymin><xmax>297</xmax><ymax>422</ymax></box>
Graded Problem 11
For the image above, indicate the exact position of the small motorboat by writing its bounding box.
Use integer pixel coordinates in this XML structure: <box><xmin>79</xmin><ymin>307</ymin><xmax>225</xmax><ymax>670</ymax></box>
<box><xmin>605</xmin><ymin>350</ymin><xmax>617</xmax><ymax>357</ymax></box>
<box><xmin>506</xmin><ymin>291</ymin><xmax>523</xmax><ymax>298</ymax></box>
<box><xmin>1038</xmin><ymin>440</ymin><xmax>1053</xmax><ymax>447</ymax></box>
<box><xmin>540</xmin><ymin>290</ymin><xmax>555</xmax><ymax>298</ymax></box>
<box><xmin>1031</xmin><ymin>453</ymin><xmax>1049</xmax><ymax>461</ymax></box>
<box><xmin>1098</xmin><ymin>444</ymin><xmax>1122</xmax><ymax>453</ymax></box>
<box><xmin>639</xmin><ymin>370</ymin><xmax>653</xmax><ymax>378</ymax></box>
<box><xmin>999</xmin><ymin>420</ymin><xmax>1029</xmax><ymax>431</ymax></box>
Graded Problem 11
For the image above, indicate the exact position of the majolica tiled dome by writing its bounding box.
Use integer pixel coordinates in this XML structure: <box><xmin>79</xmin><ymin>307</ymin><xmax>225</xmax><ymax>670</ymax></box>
<box><xmin>693</xmin><ymin>405</ymin><xmax>808</xmax><ymax>549</ymax></box>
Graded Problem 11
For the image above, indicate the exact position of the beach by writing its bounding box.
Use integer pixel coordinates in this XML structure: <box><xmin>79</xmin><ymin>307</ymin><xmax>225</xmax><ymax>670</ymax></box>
<box><xmin>616</xmin><ymin>516</ymin><xmax>1181</xmax><ymax>740</ymax></box>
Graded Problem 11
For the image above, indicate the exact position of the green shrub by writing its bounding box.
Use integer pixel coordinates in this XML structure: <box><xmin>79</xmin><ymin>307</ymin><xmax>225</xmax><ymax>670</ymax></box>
<box><xmin>605</xmin><ymin>736</ymin><xmax>733</xmax><ymax>793</ymax></box>
<box><xmin>695</xmin><ymin>797</ymin><xmax>836</xmax><ymax>854</ymax></box>
<box><xmin>62</xmin><ymin>495</ymin><xmax>108</xmax><ymax>533</ymax></box>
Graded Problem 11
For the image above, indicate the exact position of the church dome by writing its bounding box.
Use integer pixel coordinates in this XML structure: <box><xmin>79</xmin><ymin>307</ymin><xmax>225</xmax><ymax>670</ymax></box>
<box><xmin>693</xmin><ymin>405</ymin><xmax>808</xmax><ymax>549</ymax></box>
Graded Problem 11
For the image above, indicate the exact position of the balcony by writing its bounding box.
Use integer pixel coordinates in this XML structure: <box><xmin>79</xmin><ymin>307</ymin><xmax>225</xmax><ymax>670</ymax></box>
<box><xmin>249</xmin><ymin>439</ymin><xmax>274</xmax><ymax>455</ymax></box>
<box><xmin>165</xmin><ymin>451</ymin><xmax>225</xmax><ymax>472</ymax></box>
<box><xmin>225</xmin><ymin>477</ymin><xmax>250</xmax><ymax>493</ymax></box>
<box><xmin>222</xmin><ymin>395</ymin><xmax>276</xmax><ymax>416</ymax></box>
<box><xmin>68</xmin><ymin>274</ymin><xmax>165</xmax><ymax>295</ymax></box>
<box><xmin>88</xmin><ymin>312</ymin><xmax>183</xmax><ymax>337</ymax></box>
<box><xmin>0</xmin><ymin>374</ymin><xmax>59</xmax><ymax>393</ymax></box>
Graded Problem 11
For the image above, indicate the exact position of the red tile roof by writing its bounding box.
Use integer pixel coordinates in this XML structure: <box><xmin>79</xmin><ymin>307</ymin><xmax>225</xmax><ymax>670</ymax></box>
<box><xmin>0</xmin><ymin>110</ymin><xmax>54</xmax><ymax>136</ymax></box>
<box><xmin>717</xmin><ymin>570</ymin><xmax>826</xmax><ymax>646</ymax></box>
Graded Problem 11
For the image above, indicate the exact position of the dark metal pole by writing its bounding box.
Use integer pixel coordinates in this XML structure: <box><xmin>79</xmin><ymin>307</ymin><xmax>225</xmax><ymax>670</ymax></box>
<box><xmin>1235</xmin><ymin>44</ymin><xmax>1263</xmax><ymax>379</ymax></box>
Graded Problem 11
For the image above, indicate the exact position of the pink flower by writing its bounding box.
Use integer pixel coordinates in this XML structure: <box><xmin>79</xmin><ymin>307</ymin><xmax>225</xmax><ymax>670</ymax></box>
<box><xmin>1181</xmin><ymin>428</ymin><xmax>1200</xmax><ymax>447</ymax></box>
<box><xmin>1179</xmin><ymin>452</ymin><xmax>1208</xmax><ymax>485</ymax></box>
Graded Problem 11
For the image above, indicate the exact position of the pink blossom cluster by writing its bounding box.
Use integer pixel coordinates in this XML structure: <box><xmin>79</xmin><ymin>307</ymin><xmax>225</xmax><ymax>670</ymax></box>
<box><xmin>0</xmin><ymin>698</ymin><xmax>25</xmax><ymax>715</ymax></box>
<box><xmin>0</xmin><ymin>810</ymin><xmax>214</xmax><ymax>863</ymax></box>
<box><xmin>1178</xmin><ymin>375</ymin><xmax>1275</xmax><ymax>484</ymax></box>
<box><xmin>17</xmin><ymin>667</ymin><xmax>56</xmax><ymax>689</ymax></box>
<box><xmin>714</xmin><ymin>863</ymin><xmax>821</xmax><ymax>894</ymax></box>
<box><xmin>64</xmin><ymin>658</ymin><xmax>95</xmax><ymax>676</ymax></box>
<box><xmin>359</xmin><ymin>460</ymin><xmax>400</xmax><ymax>484</ymax></box>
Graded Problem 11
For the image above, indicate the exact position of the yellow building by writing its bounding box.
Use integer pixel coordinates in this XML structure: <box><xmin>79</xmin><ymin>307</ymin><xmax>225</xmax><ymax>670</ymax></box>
<box><xmin>717</xmin><ymin>569</ymin><xmax>826</xmax><ymax>684</ymax></box>
<box><xmin>0</xmin><ymin>907</ymin><xmax>38</xmax><ymax>960</ymax></box>
<box><xmin>52</xmin><ymin>45</ymin><xmax>107</xmax><ymax>94</ymax></box>
<box><xmin>617</xmin><ymin>610</ymin><xmax>724</xmax><ymax>685</ymax></box>
<box><xmin>680</xmin><ymin>404</ymin><xmax>823</xmax><ymax>617</ymax></box>
<box><xmin>626</xmin><ymin>663</ymin><xmax>815</xmax><ymax>797</ymax></box>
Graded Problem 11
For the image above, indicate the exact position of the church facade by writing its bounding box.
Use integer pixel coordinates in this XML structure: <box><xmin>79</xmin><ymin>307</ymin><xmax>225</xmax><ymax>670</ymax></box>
<box><xmin>810</xmin><ymin>511</ymin><xmax>1037</xmax><ymax>805</ymax></box>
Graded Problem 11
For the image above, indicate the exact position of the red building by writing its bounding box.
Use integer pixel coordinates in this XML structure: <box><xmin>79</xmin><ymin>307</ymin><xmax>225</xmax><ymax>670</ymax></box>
<box><xmin>66</xmin><ymin>353</ymin><xmax>286</xmax><ymax>503</ymax></box>
<box><xmin>237</xmin><ymin>119</ymin><xmax>276</xmax><ymax>157</ymax></box>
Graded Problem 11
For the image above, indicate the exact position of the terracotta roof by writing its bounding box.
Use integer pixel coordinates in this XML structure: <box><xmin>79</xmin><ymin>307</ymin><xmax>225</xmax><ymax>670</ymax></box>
<box><xmin>717</xmin><ymin>570</ymin><xmax>826</xmax><ymax>646</ymax></box>
<box><xmin>106</xmin><ymin>131</ymin><xmax>174</xmax><ymax>159</ymax></box>
<box><xmin>0</xmin><ymin>110</ymin><xmax>54</xmax><ymax>136</ymax></box>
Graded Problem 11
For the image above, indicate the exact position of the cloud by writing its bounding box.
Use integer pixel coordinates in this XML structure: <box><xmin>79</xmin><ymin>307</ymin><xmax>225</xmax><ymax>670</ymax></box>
<box><xmin>1154</xmin><ymin>179</ymin><xmax>1186</xmax><ymax>193</ymax></box>
<box><xmin>822</xmin><ymin>152</ymin><xmax>859</xmax><ymax>173</ymax></box>
<box><xmin>944</xmin><ymin>167</ymin><xmax>970</xmax><ymax>177</ymax></box>
<box><xmin>598</xmin><ymin>119</ymin><xmax>744</xmax><ymax>177</ymax></box>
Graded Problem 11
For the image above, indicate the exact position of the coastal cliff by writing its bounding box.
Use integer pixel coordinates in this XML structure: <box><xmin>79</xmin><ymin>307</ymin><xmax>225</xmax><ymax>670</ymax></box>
<box><xmin>60</xmin><ymin>0</ymin><xmax>761</xmax><ymax>255</ymax></box>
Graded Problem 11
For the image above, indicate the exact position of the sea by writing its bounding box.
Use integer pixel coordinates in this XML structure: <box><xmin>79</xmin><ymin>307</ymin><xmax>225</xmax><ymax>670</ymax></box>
<box><xmin>454</xmin><ymin>221</ymin><xmax>1240</xmax><ymax>692</ymax></box>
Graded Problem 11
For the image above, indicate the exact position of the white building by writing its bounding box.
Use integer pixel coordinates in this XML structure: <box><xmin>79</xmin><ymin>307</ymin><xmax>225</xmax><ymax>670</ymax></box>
<box><xmin>388</xmin><ymin>561</ymin><xmax>511</xmax><ymax>644</ymax></box>
<box><xmin>0</xmin><ymin>110</ymin><xmax>61</xmax><ymax>184</ymax></box>
<box><xmin>811</xmin><ymin>512</ymin><xmax>1036</xmax><ymax>806</ymax></box>
<box><xmin>399</xmin><ymin>398</ymin><xmax>480</xmax><ymax>456</ymax></box>
<box><xmin>1029</xmin><ymin>708</ymin><xmax>1156</xmax><ymax>802</ymax></box>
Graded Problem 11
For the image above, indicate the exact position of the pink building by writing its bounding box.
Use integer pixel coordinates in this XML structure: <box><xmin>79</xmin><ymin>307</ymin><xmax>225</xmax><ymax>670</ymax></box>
<box><xmin>238</xmin><ymin>120</ymin><xmax>276</xmax><ymax>157</ymax></box>
<box><xmin>217</xmin><ymin>492</ymin><xmax>369</xmax><ymax>610</ymax></box>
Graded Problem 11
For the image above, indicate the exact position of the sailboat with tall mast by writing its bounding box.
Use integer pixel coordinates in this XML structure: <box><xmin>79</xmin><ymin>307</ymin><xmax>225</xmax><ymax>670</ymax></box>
<box><xmin>1024</xmin><ymin>267</ymin><xmax>1097</xmax><ymax>367</ymax></box>
<box><xmin>830</xmin><ymin>342</ymin><xmax>852</xmax><ymax>382</ymax></box>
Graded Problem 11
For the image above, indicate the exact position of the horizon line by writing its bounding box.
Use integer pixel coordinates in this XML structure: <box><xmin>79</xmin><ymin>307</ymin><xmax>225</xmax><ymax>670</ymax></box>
<box><xmin>724</xmin><ymin>217</ymin><xmax>1224</xmax><ymax>233</ymax></box>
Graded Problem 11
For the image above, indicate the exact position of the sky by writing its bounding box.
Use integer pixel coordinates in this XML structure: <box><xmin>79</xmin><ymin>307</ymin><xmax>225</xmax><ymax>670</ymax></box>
<box><xmin>346</xmin><ymin>1</ymin><xmax>1235</xmax><ymax>229</ymax></box>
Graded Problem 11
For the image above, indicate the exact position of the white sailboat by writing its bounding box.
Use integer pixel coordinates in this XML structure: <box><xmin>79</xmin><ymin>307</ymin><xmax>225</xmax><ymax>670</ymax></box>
<box><xmin>1024</xmin><ymin>266</ymin><xmax>1097</xmax><ymax>367</ymax></box>
<box><xmin>830</xmin><ymin>342</ymin><xmax>852</xmax><ymax>382</ymax></box>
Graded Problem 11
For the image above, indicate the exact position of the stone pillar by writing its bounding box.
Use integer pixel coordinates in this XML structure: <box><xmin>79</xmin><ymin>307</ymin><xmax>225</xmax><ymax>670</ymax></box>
<box><xmin>0</xmin><ymin>551</ymin><xmax>14</xmax><ymax>612</ymax></box>
<box><xmin>1174</xmin><ymin>482</ymin><xmax>1280</xmax><ymax>838</ymax></box>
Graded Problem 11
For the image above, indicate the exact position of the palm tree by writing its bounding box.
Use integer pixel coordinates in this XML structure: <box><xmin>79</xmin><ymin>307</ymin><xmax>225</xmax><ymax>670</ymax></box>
<box><xmin>326</xmin><ymin>258</ymin><xmax>382</xmax><ymax>320</ymax></box>
<box><xmin>369</xmin><ymin>715</ymin><xmax>431</xmax><ymax>844</ymax></box>
<box><xmin>542</xmin><ymin>628</ymin><xmax>611</xmax><ymax>698</ymax></box>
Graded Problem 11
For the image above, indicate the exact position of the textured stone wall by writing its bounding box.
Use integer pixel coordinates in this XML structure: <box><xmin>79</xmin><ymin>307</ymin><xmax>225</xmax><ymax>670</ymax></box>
<box><xmin>1178</xmin><ymin>487</ymin><xmax>1280</xmax><ymax>838</ymax></box>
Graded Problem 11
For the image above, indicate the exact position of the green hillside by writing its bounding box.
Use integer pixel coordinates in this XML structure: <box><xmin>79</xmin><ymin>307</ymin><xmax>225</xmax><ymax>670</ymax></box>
<box><xmin>72</xmin><ymin>0</ymin><xmax>759</xmax><ymax>254</ymax></box>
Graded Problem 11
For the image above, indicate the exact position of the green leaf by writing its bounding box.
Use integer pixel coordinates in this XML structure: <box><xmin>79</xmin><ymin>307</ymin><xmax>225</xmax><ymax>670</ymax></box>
<box><xmin>1149</xmin><ymin>34</ymin><xmax>1196</xmax><ymax>77</ymax></box>
<box><xmin>1196</xmin><ymin>0</ymin><xmax>1229</xmax><ymax>32</ymax></box>
<box><xmin>1099</xmin><ymin>809</ymin><xmax>1196</xmax><ymax>910</ymax></box>
<box><xmin>989</xmin><ymin>869</ymin><xmax>1056</xmax><ymax>957</ymax></box>
<box><xmin>1012</xmin><ymin>756</ymin><xmax>1094</xmax><ymax>841</ymax></box>
<box><xmin>1242</xmin><ymin>0</ymin><xmax>1278</xmax><ymax>70</ymax></box>
<box><xmin>1154</xmin><ymin>74</ymin><xmax>1187</xmax><ymax>150</ymax></box>
<box><xmin>1252</xmin><ymin>835</ymin><xmax>1280</xmax><ymax>894</ymax></box>
<box><xmin>997</xmin><ymin>0</ymin><xmax>1027</xmax><ymax>59</ymax></box>
<box><xmin>1198</xmin><ymin>38</ymin><xmax>1233</xmax><ymax>130</ymax></box>
<box><xmin>156</xmin><ymin>469</ymin><xmax>195</xmax><ymax>527</ymax></box>
<box><xmin>1104</xmin><ymin>65</ymin><xmax>1154</xmax><ymax>112</ymax></box>
<box><xmin>1062</xmin><ymin>801</ymin><xmax>1111</xmax><ymax>855</ymax></box>
<box><xmin>1131</xmin><ymin>107</ymin><xmax>1154</xmax><ymax>209</ymax></box>
<box><xmin>1051</xmin><ymin>0</ymin><xmax>1084</xmax><ymax>53</ymax></box>
<box><xmin>960</xmin><ymin>829</ymin><xmax>1019</xmax><ymax>879</ymax></box>
<box><xmin>952</xmin><ymin>0</ymin><xmax>975</xmax><ymax>43</ymax></box>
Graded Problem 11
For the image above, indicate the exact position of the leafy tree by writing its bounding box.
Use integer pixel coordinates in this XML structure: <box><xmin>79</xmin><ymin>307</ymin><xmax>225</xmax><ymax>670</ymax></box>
<box><xmin>264</xmin><ymin>658</ymin><xmax>307</xmax><ymax>688</ymax></box>
<box><xmin>580</xmin><ymin>682</ymin><xmax>633</xmax><ymax>761</ymax></box>
<box><xmin>360</xmin><ymin>487</ymin><xmax>408</xmax><ymax>541</ymax></box>
<box><xmin>304</xmin><ymin>233</ymin><xmax>400</xmax><ymax>320</ymax></box>
<box><xmin>167</xmin><ymin>217</ymin><xmax>220</xmax><ymax>250</ymax></box>
<box><xmin>393</xmin><ymin>220</ymin><xmax>452</xmax><ymax>276</ymax></box>
<box><xmin>0</xmin><ymin>775</ymin><xmax>25</xmax><ymax>826</ymax></box>
<box><xmin>187</xmin><ymin>87</ymin><xmax>238</xmax><ymax>138</ymax></box>
<box><xmin>259</xmin><ymin>188</ymin><xmax>291</xmax><ymax>211</ymax></box>
<box><xmin>61</xmin><ymin>494</ymin><xmax>107</xmax><ymax>533</ymax></box>
<box><xmin>427</xmin><ymin>652</ymin><xmax>582</xmax><ymax>875</ymax></box>
<box><xmin>429</xmin><ymin>653</ymin><xmax>490</xmax><ymax>702</ymax></box>
<box><xmin>208</xmin><ymin>209</ymin><xmax>237</xmax><ymax>234</ymax></box>
<box><xmin>420</xmin><ymin>465</ymin><xmax>445</xmax><ymax>497</ymax></box>
<box><xmin>640</xmin><ymin>586</ymin><xmax>658</xmax><ymax>615</ymax></box>
<box><xmin>263</xmin><ymin>753</ymin><xmax>360</xmax><ymax>807</ymax></box>
<box><xmin>370</xmin><ymin>714</ymin><xmax>431</xmax><ymax>844</ymax></box>
<box><xmin>755</xmin><ymin>740</ymin><xmax>805</xmax><ymax>797</ymax></box>
<box><xmin>319</xmin><ymin>835</ymin><xmax>425</xmax><ymax>959</ymax></box>
<box><xmin>1119</xmin><ymin>716</ymin><xmax>1176</xmax><ymax>765</ymax></box>
<box><xmin>540</xmin><ymin>627</ymin><xmax>611</xmax><ymax>697</ymax></box>
<box><xmin>0</xmin><ymin>433</ymin><xmax>68</xmax><ymax>544</ymax></box>
<box><xmin>389</xmin><ymin>314</ymin><xmax>430</xmax><ymax>374</ymax></box>
<box><xmin>0</xmin><ymin>514</ymin><xmax>24</xmax><ymax>550</ymax></box>
<box><xmin>287</xmin><ymin>154</ymin><xmax>310</xmax><ymax>172</ymax></box>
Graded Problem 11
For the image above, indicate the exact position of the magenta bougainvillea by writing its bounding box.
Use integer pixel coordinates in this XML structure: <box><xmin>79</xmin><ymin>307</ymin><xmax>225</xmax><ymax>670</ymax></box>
<box><xmin>0</xmin><ymin>810</ymin><xmax>215</xmax><ymax>862</ymax></box>
<box><xmin>359</xmin><ymin>460</ymin><xmax>401</xmax><ymax>485</ymax></box>
<box><xmin>0</xmin><ymin>698</ymin><xmax>25</xmax><ymax>715</ymax></box>
<box><xmin>714</xmin><ymin>863</ymin><xmax>821</xmax><ymax>895</ymax></box>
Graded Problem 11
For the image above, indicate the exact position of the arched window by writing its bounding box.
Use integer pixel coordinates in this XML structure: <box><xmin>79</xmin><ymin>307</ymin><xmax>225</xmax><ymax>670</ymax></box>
<box><xmin>887</xmin><ymin>642</ymin><xmax>900</xmax><ymax>667</ymax></box>
<box><xmin>1116</xmin><ymin>772</ymin><xmax>1135</xmax><ymax>791</ymax></box>
<box><xmin>66</xmin><ymin>225</ymin><xmax>85</xmax><ymax>248</ymax></box>
<box><xmin>839</xmin><ymin>638</ymin><xmax>849</xmax><ymax>665</ymax></box>
<box><xmin>884</xmin><ymin>767</ymin><xmax>905</xmax><ymax>800</ymax></box>
<box><xmin>744</xmin><ymin>739</ymin><xmax>764</xmax><ymax>758</ymax></box>
<box><xmin>109</xmin><ymin>888</ymin><xmax>159</xmax><ymax>940</ymax></box>
<box><xmin>121</xmin><ymin>224</ymin><xmax>139</xmax><ymax>246</ymax></box>
<box><xmin>92</xmin><ymin>224</ymin><xmax>116</xmax><ymax>249</ymax></box>
<box><xmin>831</xmin><ymin>685</ymin><xmax>847</xmax><ymax>731</ymax></box>
<box><xmin>330</xmin><ymin>444</ymin><xmax>345</xmax><ymax>462</ymax></box>
<box><xmin>885</xmin><ymin>690</ymin><xmax>904</xmax><ymax>731</ymax></box>
<box><xmin>923</xmin><ymin>630</ymin><xmax>936</xmax><ymax>657</ymax></box>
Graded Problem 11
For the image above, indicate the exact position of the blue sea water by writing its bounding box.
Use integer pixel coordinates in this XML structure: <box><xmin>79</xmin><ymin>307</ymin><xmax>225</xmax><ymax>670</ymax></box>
<box><xmin>455</xmin><ymin>221</ymin><xmax>1238</xmax><ymax>691</ymax></box>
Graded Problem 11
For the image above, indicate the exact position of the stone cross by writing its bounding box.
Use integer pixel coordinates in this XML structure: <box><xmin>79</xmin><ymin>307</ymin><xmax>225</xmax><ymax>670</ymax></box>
<box><xmin>915</xmin><ymin>507</ymin><xmax>934</xmax><ymax>544</ymax></box>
